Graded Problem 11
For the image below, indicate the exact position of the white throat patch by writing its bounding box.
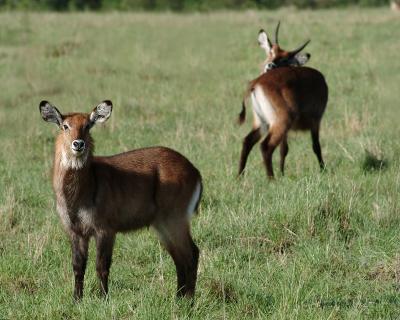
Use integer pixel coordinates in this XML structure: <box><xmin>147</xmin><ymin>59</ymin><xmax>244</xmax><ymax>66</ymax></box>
<box><xmin>61</xmin><ymin>149</ymin><xmax>88</xmax><ymax>170</ymax></box>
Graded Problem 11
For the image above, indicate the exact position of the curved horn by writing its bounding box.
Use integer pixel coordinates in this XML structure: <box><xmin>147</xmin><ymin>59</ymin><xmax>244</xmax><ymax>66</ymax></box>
<box><xmin>274</xmin><ymin>21</ymin><xmax>281</xmax><ymax>45</ymax></box>
<box><xmin>289</xmin><ymin>39</ymin><xmax>311</xmax><ymax>57</ymax></box>
<box><xmin>267</xmin><ymin>34</ymin><xmax>273</xmax><ymax>49</ymax></box>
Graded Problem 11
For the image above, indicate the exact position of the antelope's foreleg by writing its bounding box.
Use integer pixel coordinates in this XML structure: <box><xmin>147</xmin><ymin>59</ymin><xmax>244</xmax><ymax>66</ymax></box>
<box><xmin>311</xmin><ymin>125</ymin><xmax>325</xmax><ymax>170</ymax></box>
<box><xmin>71</xmin><ymin>234</ymin><xmax>89</xmax><ymax>301</ymax></box>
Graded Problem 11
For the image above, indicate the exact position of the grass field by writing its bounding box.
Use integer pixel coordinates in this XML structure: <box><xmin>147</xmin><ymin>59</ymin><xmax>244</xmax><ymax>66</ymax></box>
<box><xmin>0</xmin><ymin>8</ymin><xmax>399</xmax><ymax>319</ymax></box>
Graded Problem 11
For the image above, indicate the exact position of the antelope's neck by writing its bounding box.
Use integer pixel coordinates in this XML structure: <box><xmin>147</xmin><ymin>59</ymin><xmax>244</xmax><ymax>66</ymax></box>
<box><xmin>52</xmin><ymin>144</ymin><xmax>95</xmax><ymax>211</ymax></box>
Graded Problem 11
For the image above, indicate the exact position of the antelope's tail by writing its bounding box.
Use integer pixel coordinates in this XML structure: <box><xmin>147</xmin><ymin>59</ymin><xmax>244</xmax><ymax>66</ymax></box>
<box><xmin>238</xmin><ymin>84</ymin><xmax>253</xmax><ymax>125</ymax></box>
<box><xmin>238</xmin><ymin>100</ymin><xmax>246</xmax><ymax>125</ymax></box>
<box><xmin>187</xmin><ymin>177</ymin><xmax>203</xmax><ymax>218</ymax></box>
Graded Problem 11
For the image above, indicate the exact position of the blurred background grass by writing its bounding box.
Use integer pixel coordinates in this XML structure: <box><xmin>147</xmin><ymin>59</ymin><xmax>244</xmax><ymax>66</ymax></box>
<box><xmin>0</xmin><ymin>0</ymin><xmax>393</xmax><ymax>11</ymax></box>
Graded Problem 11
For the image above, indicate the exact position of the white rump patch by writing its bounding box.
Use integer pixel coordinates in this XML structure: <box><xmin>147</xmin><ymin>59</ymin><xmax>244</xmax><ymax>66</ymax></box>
<box><xmin>251</xmin><ymin>85</ymin><xmax>277</xmax><ymax>134</ymax></box>
<box><xmin>61</xmin><ymin>149</ymin><xmax>88</xmax><ymax>170</ymax></box>
<box><xmin>187</xmin><ymin>181</ymin><xmax>201</xmax><ymax>218</ymax></box>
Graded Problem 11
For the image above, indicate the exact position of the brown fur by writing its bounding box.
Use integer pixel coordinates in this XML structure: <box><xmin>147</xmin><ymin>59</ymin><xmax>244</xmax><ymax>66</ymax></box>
<box><xmin>238</xmin><ymin>66</ymin><xmax>328</xmax><ymax>178</ymax></box>
<box><xmin>239</xmin><ymin>41</ymin><xmax>311</xmax><ymax>125</ymax></box>
<box><xmin>44</xmin><ymin>106</ymin><xmax>202</xmax><ymax>300</ymax></box>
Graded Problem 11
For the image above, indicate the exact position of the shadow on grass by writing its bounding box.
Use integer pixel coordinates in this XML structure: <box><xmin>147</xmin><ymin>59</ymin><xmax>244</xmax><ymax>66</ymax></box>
<box><xmin>311</xmin><ymin>193</ymin><xmax>358</xmax><ymax>246</ymax></box>
<box><xmin>362</xmin><ymin>149</ymin><xmax>388</xmax><ymax>173</ymax></box>
<box><xmin>208</xmin><ymin>279</ymin><xmax>238</xmax><ymax>303</ymax></box>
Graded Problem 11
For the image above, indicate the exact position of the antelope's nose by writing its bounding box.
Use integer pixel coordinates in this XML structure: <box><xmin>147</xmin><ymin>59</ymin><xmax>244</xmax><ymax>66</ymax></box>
<box><xmin>72</xmin><ymin>140</ymin><xmax>85</xmax><ymax>152</ymax></box>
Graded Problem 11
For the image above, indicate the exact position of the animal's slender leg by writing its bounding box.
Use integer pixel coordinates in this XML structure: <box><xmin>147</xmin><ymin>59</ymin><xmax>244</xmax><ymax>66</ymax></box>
<box><xmin>311</xmin><ymin>124</ymin><xmax>325</xmax><ymax>170</ymax></box>
<box><xmin>260</xmin><ymin>125</ymin><xmax>288</xmax><ymax>178</ymax></box>
<box><xmin>238</xmin><ymin>128</ymin><xmax>262</xmax><ymax>176</ymax></box>
<box><xmin>279</xmin><ymin>134</ymin><xmax>289</xmax><ymax>175</ymax></box>
<box><xmin>95</xmin><ymin>233</ymin><xmax>116</xmax><ymax>297</ymax></box>
<box><xmin>155</xmin><ymin>220</ymin><xmax>199</xmax><ymax>298</ymax></box>
<box><xmin>71</xmin><ymin>234</ymin><xmax>89</xmax><ymax>301</ymax></box>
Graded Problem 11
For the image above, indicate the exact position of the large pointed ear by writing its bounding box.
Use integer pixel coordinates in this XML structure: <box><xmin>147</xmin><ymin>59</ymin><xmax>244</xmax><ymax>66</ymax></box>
<box><xmin>90</xmin><ymin>100</ymin><xmax>112</xmax><ymax>126</ymax></box>
<box><xmin>39</xmin><ymin>100</ymin><xmax>63</xmax><ymax>126</ymax></box>
<box><xmin>293</xmin><ymin>52</ymin><xmax>311</xmax><ymax>66</ymax></box>
<box><xmin>258</xmin><ymin>29</ymin><xmax>272</xmax><ymax>53</ymax></box>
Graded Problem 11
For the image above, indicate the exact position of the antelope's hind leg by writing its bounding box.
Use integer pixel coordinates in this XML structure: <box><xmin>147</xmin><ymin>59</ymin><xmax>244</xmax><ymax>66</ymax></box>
<box><xmin>238</xmin><ymin>127</ymin><xmax>262</xmax><ymax>176</ymax></box>
<box><xmin>279</xmin><ymin>135</ymin><xmax>289</xmax><ymax>175</ymax></box>
<box><xmin>155</xmin><ymin>219</ymin><xmax>199</xmax><ymax>298</ymax></box>
<box><xmin>95</xmin><ymin>233</ymin><xmax>116</xmax><ymax>298</ymax></box>
<box><xmin>260</xmin><ymin>125</ymin><xmax>289</xmax><ymax>178</ymax></box>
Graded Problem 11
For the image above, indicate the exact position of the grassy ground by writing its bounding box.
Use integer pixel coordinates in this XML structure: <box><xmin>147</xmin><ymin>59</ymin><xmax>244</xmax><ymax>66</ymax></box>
<box><xmin>0</xmin><ymin>8</ymin><xmax>399</xmax><ymax>319</ymax></box>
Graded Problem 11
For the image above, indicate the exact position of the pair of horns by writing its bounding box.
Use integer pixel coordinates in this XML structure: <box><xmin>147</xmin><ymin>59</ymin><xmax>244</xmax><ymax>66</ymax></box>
<box><xmin>264</xmin><ymin>21</ymin><xmax>311</xmax><ymax>57</ymax></box>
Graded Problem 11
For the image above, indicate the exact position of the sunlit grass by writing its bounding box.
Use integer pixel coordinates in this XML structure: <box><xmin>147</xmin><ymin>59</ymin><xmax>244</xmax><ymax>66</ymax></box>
<box><xmin>0</xmin><ymin>8</ymin><xmax>399</xmax><ymax>319</ymax></box>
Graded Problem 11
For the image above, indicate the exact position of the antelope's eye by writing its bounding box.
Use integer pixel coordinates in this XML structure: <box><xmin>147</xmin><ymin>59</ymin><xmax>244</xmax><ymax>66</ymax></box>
<box><xmin>63</xmin><ymin>124</ymin><xmax>69</xmax><ymax>131</ymax></box>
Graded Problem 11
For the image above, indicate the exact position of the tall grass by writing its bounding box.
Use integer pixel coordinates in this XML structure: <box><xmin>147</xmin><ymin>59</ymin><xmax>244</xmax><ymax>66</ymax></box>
<box><xmin>0</xmin><ymin>9</ymin><xmax>399</xmax><ymax>319</ymax></box>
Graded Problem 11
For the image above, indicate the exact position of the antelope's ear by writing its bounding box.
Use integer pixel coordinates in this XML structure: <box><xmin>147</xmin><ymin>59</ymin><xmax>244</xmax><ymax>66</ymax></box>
<box><xmin>294</xmin><ymin>52</ymin><xmax>311</xmax><ymax>66</ymax></box>
<box><xmin>39</xmin><ymin>100</ymin><xmax>63</xmax><ymax>126</ymax></box>
<box><xmin>258</xmin><ymin>29</ymin><xmax>272</xmax><ymax>53</ymax></box>
<box><xmin>90</xmin><ymin>100</ymin><xmax>113</xmax><ymax>125</ymax></box>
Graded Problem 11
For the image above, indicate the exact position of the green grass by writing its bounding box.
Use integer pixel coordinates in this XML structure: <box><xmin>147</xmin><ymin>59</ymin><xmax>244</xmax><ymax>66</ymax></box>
<box><xmin>0</xmin><ymin>8</ymin><xmax>400</xmax><ymax>319</ymax></box>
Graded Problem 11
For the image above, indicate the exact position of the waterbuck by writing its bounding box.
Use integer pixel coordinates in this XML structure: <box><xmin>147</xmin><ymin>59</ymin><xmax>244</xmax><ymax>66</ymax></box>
<box><xmin>238</xmin><ymin>22</ymin><xmax>312</xmax><ymax>124</ymax></box>
<box><xmin>391</xmin><ymin>1</ymin><xmax>400</xmax><ymax>11</ymax></box>
<box><xmin>258</xmin><ymin>22</ymin><xmax>311</xmax><ymax>74</ymax></box>
<box><xmin>238</xmin><ymin>25</ymin><xmax>328</xmax><ymax>178</ymax></box>
<box><xmin>39</xmin><ymin>100</ymin><xmax>202</xmax><ymax>300</ymax></box>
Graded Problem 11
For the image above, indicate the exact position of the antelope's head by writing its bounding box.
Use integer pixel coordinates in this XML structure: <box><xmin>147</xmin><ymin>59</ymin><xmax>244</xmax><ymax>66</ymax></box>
<box><xmin>39</xmin><ymin>100</ymin><xmax>112</xmax><ymax>169</ymax></box>
<box><xmin>258</xmin><ymin>22</ymin><xmax>311</xmax><ymax>74</ymax></box>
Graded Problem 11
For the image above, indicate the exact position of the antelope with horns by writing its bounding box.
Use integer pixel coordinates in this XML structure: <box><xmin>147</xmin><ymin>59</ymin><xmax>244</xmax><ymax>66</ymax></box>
<box><xmin>238</xmin><ymin>24</ymin><xmax>328</xmax><ymax>178</ymax></box>
<box><xmin>39</xmin><ymin>100</ymin><xmax>202</xmax><ymax>300</ymax></box>
<box><xmin>238</xmin><ymin>22</ymin><xmax>312</xmax><ymax>124</ymax></box>
<box><xmin>259</xmin><ymin>22</ymin><xmax>311</xmax><ymax>74</ymax></box>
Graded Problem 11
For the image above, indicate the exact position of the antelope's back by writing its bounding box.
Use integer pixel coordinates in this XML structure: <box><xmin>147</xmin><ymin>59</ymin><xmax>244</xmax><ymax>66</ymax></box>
<box><xmin>90</xmin><ymin>147</ymin><xmax>201</xmax><ymax>231</ymax></box>
<box><xmin>95</xmin><ymin>146</ymin><xmax>201</xmax><ymax>186</ymax></box>
<box><xmin>254</xmin><ymin>66</ymin><xmax>328</xmax><ymax>118</ymax></box>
